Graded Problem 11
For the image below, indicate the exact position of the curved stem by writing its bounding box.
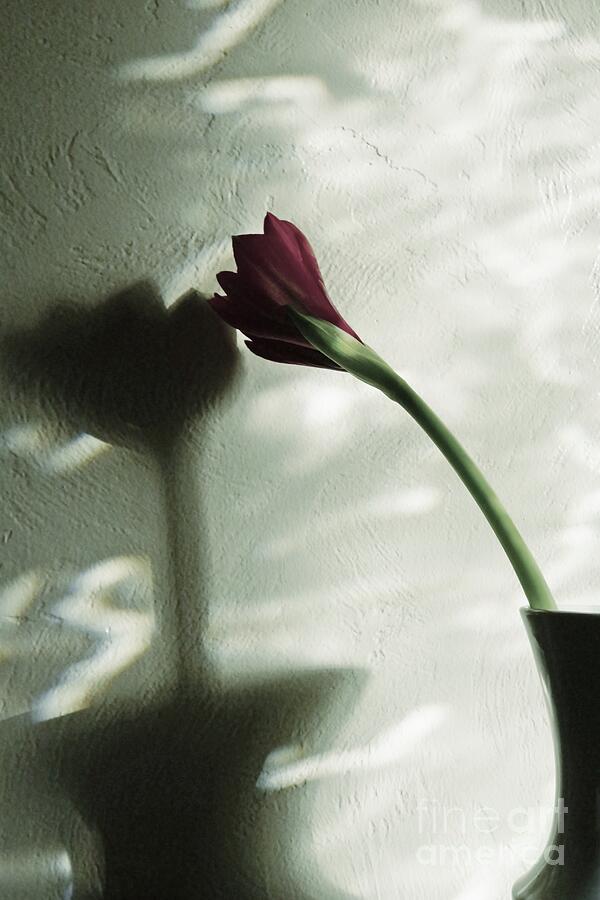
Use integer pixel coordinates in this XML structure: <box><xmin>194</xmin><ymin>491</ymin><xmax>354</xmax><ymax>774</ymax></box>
<box><xmin>379</xmin><ymin>370</ymin><xmax>556</xmax><ymax>611</ymax></box>
<box><xmin>289</xmin><ymin>309</ymin><xmax>557</xmax><ymax>611</ymax></box>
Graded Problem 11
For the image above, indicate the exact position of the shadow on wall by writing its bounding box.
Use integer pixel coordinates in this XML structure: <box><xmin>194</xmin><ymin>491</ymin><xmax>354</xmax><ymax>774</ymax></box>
<box><xmin>3</xmin><ymin>280</ymin><xmax>240</xmax><ymax>687</ymax></box>
<box><xmin>2</xmin><ymin>285</ymin><xmax>364</xmax><ymax>899</ymax></box>
<box><xmin>31</xmin><ymin>667</ymin><xmax>365</xmax><ymax>900</ymax></box>
<box><xmin>3</xmin><ymin>280</ymin><xmax>237</xmax><ymax>455</ymax></box>
<box><xmin>7</xmin><ymin>0</ymin><xmax>597</xmax><ymax>893</ymax></box>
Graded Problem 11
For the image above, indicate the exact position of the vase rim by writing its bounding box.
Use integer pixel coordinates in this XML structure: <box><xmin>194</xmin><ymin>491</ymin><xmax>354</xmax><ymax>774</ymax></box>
<box><xmin>520</xmin><ymin>606</ymin><xmax>600</xmax><ymax>618</ymax></box>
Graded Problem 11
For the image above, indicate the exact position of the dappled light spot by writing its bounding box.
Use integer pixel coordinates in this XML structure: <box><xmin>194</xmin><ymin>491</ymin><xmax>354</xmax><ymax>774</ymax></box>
<box><xmin>302</xmin><ymin>383</ymin><xmax>356</xmax><ymax>429</ymax></box>
<box><xmin>570</xmin><ymin>487</ymin><xmax>600</xmax><ymax>521</ymax></box>
<box><xmin>44</xmin><ymin>433</ymin><xmax>111</xmax><ymax>474</ymax></box>
<box><xmin>0</xmin><ymin>848</ymin><xmax>72</xmax><ymax>898</ymax></box>
<box><xmin>205</xmin><ymin>619</ymin><xmax>352</xmax><ymax>681</ymax></box>
<box><xmin>450</xmin><ymin>872</ymin><xmax>507</xmax><ymax>900</ymax></box>
<box><xmin>0</xmin><ymin>571</ymin><xmax>43</xmax><ymax>621</ymax></box>
<box><xmin>31</xmin><ymin>556</ymin><xmax>155</xmax><ymax>722</ymax></box>
<box><xmin>559</xmin><ymin>423</ymin><xmax>600</xmax><ymax>472</ymax></box>
<box><xmin>244</xmin><ymin>375</ymin><xmax>369</xmax><ymax>472</ymax></box>
<box><xmin>2</xmin><ymin>422</ymin><xmax>49</xmax><ymax>456</ymax></box>
<box><xmin>0</xmin><ymin>571</ymin><xmax>44</xmax><ymax>670</ymax></box>
<box><xmin>119</xmin><ymin>0</ymin><xmax>282</xmax><ymax>81</ymax></box>
<box><xmin>1</xmin><ymin>422</ymin><xmax>111</xmax><ymax>474</ymax></box>
<box><xmin>257</xmin><ymin>704</ymin><xmax>449</xmax><ymax>791</ymax></box>
<box><xmin>365</xmin><ymin>485</ymin><xmax>441</xmax><ymax>517</ymax></box>
<box><xmin>260</xmin><ymin>485</ymin><xmax>441</xmax><ymax>559</ymax></box>
<box><xmin>185</xmin><ymin>0</ymin><xmax>227</xmax><ymax>8</ymax></box>
<box><xmin>451</xmin><ymin>599</ymin><xmax>522</xmax><ymax>634</ymax></box>
<box><xmin>247</xmin><ymin>378</ymin><xmax>355</xmax><ymax>434</ymax></box>
<box><xmin>439</xmin><ymin>1</ymin><xmax>565</xmax><ymax>45</ymax></box>
<box><xmin>198</xmin><ymin>76</ymin><xmax>329</xmax><ymax>114</ymax></box>
<box><xmin>204</xmin><ymin>571</ymin><xmax>419</xmax><ymax>682</ymax></box>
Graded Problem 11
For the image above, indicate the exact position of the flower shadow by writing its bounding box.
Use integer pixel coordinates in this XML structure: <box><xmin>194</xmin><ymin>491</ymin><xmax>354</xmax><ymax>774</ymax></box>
<box><xmin>1</xmin><ymin>284</ymin><xmax>366</xmax><ymax>898</ymax></box>
<box><xmin>2</xmin><ymin>279</ymin><xmax>238</xmax><ymax>456</ymax></box>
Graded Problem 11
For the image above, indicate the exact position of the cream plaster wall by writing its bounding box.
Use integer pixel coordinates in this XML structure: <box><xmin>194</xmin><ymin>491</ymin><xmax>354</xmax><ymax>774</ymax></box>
<box><xmin>2</xmin><ymin>0</ymin><xmax>600</xmax><ymax>897</ymax></box>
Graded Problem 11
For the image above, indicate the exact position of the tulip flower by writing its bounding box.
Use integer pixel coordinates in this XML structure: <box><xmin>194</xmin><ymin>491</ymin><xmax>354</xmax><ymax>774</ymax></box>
<box><xmin>209</xmin><ymin>212</ymin><xmax>362</xmax><ymax>369</ymax></box>
<box><xmin>210</xmin><ymin>213</ymin><xmax>556</xmax><ymax>612</ymax></box>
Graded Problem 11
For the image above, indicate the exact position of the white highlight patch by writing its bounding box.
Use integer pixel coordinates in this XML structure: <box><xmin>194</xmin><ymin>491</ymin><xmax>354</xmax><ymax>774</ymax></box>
<box><xmin>198</xmin><ymin>76</ymin><xmax>329</xmax><ymax>114</ymax></box>
<box><xmin>261</xmin><ymin>485</ymin><xmax>441</xmax><ymax>559</ymax></box>
<box><xmin>1</xmin><ymin>424</ymin><xmax>110</xmax><ymax>473</ymax></box>
<box><xmin>257</xmin><ymin>705</ymin><xmax>448</xmax><ymax>791</ymax></box>
<box><xmin>0</xmin><ymin>848</ymin><xmax>72</xmax><ymax>894</ymax></box>
<box><xmin>120</xmin><ymin>0</ymin><xmax>282</xmax><ymax>81</ymax></box>
<box><xmin>44</xmin><ymin>433</ymin><xmax>110</xmax><ymax>474</ymax></box>
<box><xmin>0</xmin><ymin>571</ymin><xmax>42</xmax><ymax>620</ymax></box>
<box><xmin>32</xmin><ymin>556</ymin><xmax>155</xmax><ymax>722</ymax></box>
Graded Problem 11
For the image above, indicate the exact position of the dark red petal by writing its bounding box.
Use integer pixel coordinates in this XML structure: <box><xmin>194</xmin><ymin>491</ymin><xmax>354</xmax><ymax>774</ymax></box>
<box><xmin>215</xmin><ymin>215</ymin><xmax>363</xmax><ymax>351</ymax></box>
<box><xmin>232</xmin><ymin>234</ymin><xmax>276</xmax><ymax>279</ymax></box>
<box><xmin>216</xmin><ymin>268</ymin><xmax>282</xmax><ymax>319</ymax></box>
<box><xmin>264</xmin><ymin>214</ymin><xmax>323</xmax><ymax>282</ymax></box>
<box><xmin>235</xmin><ymin>231</ymin><xmax>332</xmax><ymax>321</ymax></box>
<box><xmin>208</xmin><ymin>290</ymin><xmax>277</xmax><ymax>333</ymax></box>
<box><xmin>232</xmin><ymin>235</ymin><xmax>295</xmax><ymax>307</ymax></box>
<box><xmin>263</xmin><ymin>214</ymin><xmax>362</xmax><ymax>342</ymax></box>
<box><xmin>208</xmin><ymin>293</ymin><xmax>311</xmax><ymax>346</ymax></box>
<box><xmin>263</xmin><ymin>213</ymin><xmax>305</xmax><ymax>266</ymax></box>
<box><xmin>216</xmin><ymin>270</ymin><xmax>239</xmax><ymax>292</ymax></box>
<box><xmin>262</xmin><ymin>215</ymin><xmax>334</xmax><ymax>313</ymax></box>
<box><xmin>245</xmin><ymin>338</ymin><xmax>343</xmax><ymax>369</ymax></box>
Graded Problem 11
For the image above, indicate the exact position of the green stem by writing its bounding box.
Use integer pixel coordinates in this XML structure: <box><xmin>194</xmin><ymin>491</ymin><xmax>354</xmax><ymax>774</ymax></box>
<box><xmin>379</xmin><ymin>369</ymin><xmax>556</xmax><ymax>611</ymax></box>
<box><xmin>289</xmin><ymin>309</ymin><xmax>557</xmax><ymax>611</ymax></box>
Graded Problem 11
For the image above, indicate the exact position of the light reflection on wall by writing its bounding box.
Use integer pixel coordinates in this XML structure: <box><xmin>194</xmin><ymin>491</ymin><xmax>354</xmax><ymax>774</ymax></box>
<box><xmin>0</xmin><ymin>557</ymin><xmax>155</xmax><ymax>723</ymax></box>
<box><xmin>261</xmin><ymin>486</ymin><xmax>441</xmax><ymax>560</ymax></box>
<box><xmin>0</xmin><ymin>848</ymin><xmax>72</xmax><ymax>899</ymax></box>
<box><xmin>32</xmin><ymin>556</ymin><xmax>155</xmax><ymax>722</ymax></box>
<box><xmin>0</xmin><ymin>571</ymin><xmax>44</xmax><ymax>675</ymax></box>
<box><xmin>257</xmin><ymin>705</ymin><xmax>449</xmax><ymax>791</ymax></box>
<box><xmin>198</xmin><ymin>75</ymin><xmax>330</xmax><ymax>114</ymax></box>
<box><xmin>204</xmin><ymin>570</ymin><xmax>423</xmax><ymax>681</ymax></box>
<box><xmin>119</xmin><ymin>0</ymin><xmax>282</xmax><ymax>81</ymax></box>
<box><xmin>1</xmin><ymin>423</ymin><xmax>110</xmax><ymax>474</ymax></box>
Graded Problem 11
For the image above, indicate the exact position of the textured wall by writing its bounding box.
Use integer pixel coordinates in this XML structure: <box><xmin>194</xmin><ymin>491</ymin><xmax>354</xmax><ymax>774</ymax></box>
<box><xmin>2</xmin><ymin>1</ymin><xmax>600</xmax><ymax>897</ymax></box>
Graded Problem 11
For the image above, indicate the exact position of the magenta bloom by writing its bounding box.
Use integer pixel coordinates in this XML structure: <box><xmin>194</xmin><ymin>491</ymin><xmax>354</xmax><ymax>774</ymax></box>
<box><xmin>209</xmin><ymin>213</ymin><xmax>362</xmax><ymax>369</ymax></box>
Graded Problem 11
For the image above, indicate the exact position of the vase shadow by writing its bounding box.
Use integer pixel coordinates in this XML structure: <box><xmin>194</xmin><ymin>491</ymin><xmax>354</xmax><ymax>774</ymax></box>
<box><xmin>29</xmin><ymin>668</ymin><xmax>365</xmax><ymax>900</ymax></box>
<box><xmin>2</xmin><ymin>283</ymin><xmax>362</xmax><ymax>899</ymax></box>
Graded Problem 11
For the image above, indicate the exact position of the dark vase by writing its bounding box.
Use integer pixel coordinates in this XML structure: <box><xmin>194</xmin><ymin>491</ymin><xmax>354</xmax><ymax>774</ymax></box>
<box><xmin>512</xmin><ymin>609</ymin><xmax>600</xmax><ymax>899</ymax></box>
